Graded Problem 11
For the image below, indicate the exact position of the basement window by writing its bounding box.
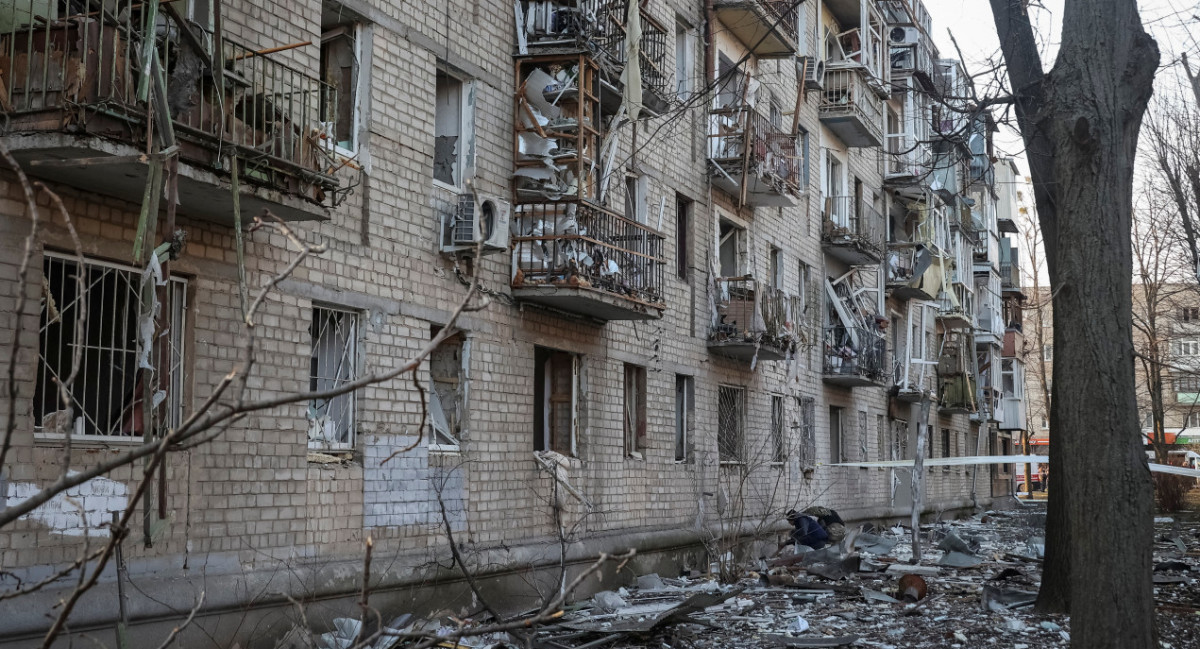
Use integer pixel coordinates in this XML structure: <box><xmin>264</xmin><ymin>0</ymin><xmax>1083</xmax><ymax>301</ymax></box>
<box><xmin>623</xmin><ymin>363</ymin><xmax>647</xmax><ymax>458</ymax></box>
<box><xmin>429</xmin><ymin>327</ymin><xmax>468</xmax><ymax>451</ymax></box>
<box><xmin>534</xmin><ymin>347</ymin><xmax>580</xmax><ymax>457</ymax></box>
<box><xmin>309</xmin><ymin>306</ymin><xmax>358</xmax><ymax>450</ymax></box>
<box><xmin>35</xmin><ymin>254</ymin><xmax>187</xmax><ymax>440</ymax></box>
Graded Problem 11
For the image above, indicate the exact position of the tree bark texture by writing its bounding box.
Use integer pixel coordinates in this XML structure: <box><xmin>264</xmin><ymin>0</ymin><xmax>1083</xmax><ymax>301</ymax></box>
<box><xmin>989</xmin><ymin>1</ymin><xmax>1159</xmax><ymax>647</ymax></box>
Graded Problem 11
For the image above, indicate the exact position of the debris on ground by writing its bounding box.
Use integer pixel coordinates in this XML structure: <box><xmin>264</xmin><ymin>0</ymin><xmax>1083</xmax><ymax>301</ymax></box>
<box><xmin>282</xmin><ymin>503</ymin><xmax>1200</xmax><ymax>649</ymax></box>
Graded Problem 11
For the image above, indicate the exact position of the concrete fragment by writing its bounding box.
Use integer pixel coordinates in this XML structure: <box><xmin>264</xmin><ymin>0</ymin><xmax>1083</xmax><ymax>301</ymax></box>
<box><xmin>981</xmin><ymin>585</ymin><xmax>1036</xmax><ymax>612</ymax></box>
<box><xmin>936</xmin><ymin>531</ymin><xmax>975</xmax><ymax>555</ymax></box>
<box><xmin>636</xmin><ymin>573</ymin><xmax>666</xmax><ymax>590</ymax></box>
<box><xmin>591</xmin><ymin>590</ymin><xmax>628</xmax><ymax>613</ymax></box>
<box><xmin>861</xmin><ymin>587</ymin><xmax>900</xmax><ymax>604</ymax></box>
<box><xmin>1002</xmin><ymin>618</ymin><xmax>1026</xmax><ymax>632</ymax></box>
<box><xmin>885</xmin><ymin>564</ymin><xmax>938</xmax><ymax>576</ymax></box>
<box><xmin>938</xmin><ymin>551</ymin><xmax>983</xmax><ymax>568</ymax></box>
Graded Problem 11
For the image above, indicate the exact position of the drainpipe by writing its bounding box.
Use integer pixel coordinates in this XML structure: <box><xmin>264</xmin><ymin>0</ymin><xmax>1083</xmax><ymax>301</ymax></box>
<box><xmin>704</xmin><ymin>0</ymin><xmax>714</xmax><ymax>91</ymax></box>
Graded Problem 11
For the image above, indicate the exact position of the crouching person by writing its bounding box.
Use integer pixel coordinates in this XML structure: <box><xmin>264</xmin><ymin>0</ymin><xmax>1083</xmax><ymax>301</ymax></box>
<box><xmin>781</xmin><ymin>509</ymin><xmax>829</xmax><ymax>551</ymax></box>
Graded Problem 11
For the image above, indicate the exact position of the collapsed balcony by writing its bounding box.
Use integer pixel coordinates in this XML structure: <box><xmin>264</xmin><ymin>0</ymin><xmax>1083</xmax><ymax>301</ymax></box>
<box><xmin>819</xmin><ymin>65</ymin><xmax>884</xmax><ymax>148</ymax></box>
<box><xmin>938</xmin><ymin>374</ymin><xmax>976</xmax><ymax>414</ymax></box>
<box><xmin>935</xmin><ymin>285</ymin><xmax>973</xmax><ymax>329</ymax></box>
<box><xmin>886</xmin><ymin>244</ymin><xmax>936</xmax><ymax>301</ymax></box>
<box><xmin>516</xmin><ymin>0</ymin><xmax>671</xmax><ymax>116</ymax></box>
<box><xmin>822</xmin><ymin>325</ymin><xmax>888</xmax><ymax>387</ymax></box>
<box><xmin>0</xmin><ymin>7</ymin><xmax>342</xmax><ymax>223</ymax></box>
<box><xmin>511</xmin><ymin>201</ymin><xmax>665</xmax><ymax>320</ymax></box>
<box><xmin>708</xmin><ymin>106</ymin><xmax>801</xmax><ymax>207</ymax></box>
<box><xmin>822</xmin><ymin>197</ymin><xmax>885</xmax><ymax>264</ymax></box>
<box><xmin>711</xmin><ymin>0</ymin><xmax>798</xmax><ymax>58</ymax></box>
<box><xmin>707</xmin><ymin>277</ymin><xmax>807</xmax><ymax>362</ymax></box>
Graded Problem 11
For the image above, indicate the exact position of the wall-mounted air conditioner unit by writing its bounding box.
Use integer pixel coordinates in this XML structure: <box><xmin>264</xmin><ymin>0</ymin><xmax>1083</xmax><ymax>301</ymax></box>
<box><xmin>441</xmin><ymin>191</ymin><xmax>511</xmax><ymax>254</ymax></box>
<box><xmin>797</xmin><ymin>56</ymin><xmax>825</xmax><ymax>90</ymax></box>
<box><xmin>889</xmin><ymin>26</ymin><xmax>921</xmax><ymax>46</ymax></box>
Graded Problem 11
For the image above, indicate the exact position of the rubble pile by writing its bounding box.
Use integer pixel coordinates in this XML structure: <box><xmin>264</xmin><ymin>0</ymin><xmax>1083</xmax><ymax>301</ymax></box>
<box><xmin>295</xmin><ymin>507</ymin><xmax>1200</xmax><ymax>649</ymax></box>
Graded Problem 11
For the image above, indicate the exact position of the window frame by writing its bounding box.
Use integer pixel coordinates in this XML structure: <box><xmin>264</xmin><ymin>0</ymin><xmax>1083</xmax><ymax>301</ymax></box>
<box><xmin>34</xmin><ymin>252</ymin><xmax>188</xmax><ymax>444</ymax></box>
<box><xmin>717</xmin><ymin>384</ymin><xmax>746</xmax><ymax>464</ymax></box>
<box><xmin>676</xmin><ymin>193</ymin><xmax>692</xmax><ymax>281</ymax></box>
<box><xmin>308</xmin><ymin>304</ymin><xmax>360</xmax><ymax>451</ymax></box>
<box><xmin>428</xmin><ymin>327</ymin><xmax>469</xmax><ymax>453</ymax></box>
<box><xmin>432</xmin><ymin>67</ymin><xmax>476</xmax><ymax>191</ymax></box>
<box><xmin>623</xmin><ymin>363</ymin><xmax>648</xmax><ymax>459</ymax></box>
<box><xmin>770</xmin><ymin>394</ymin><xmax>786</xmax><ymax>464</ymax></box>
<box><xmin>675</xmin><ymin>374</ymin><xmax>695</xmax><ymax>463</ymax></box>
<box><xmin>534</xmin><ymin>347</ymin><xmax>581</xmax><ymax>457</ymax></box>
<box><xmin>320</xmin><ymin>22</ymin><xmax>363</xmax><ymax>157</ymax></box>
<box><xmin>675</xmin><ymin>20</ymin><xmax>694</xmax><ymax>101</ymax></box>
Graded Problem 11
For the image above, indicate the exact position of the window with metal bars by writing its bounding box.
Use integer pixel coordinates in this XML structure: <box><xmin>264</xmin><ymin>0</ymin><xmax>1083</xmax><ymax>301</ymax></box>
<box><xmin>35</xmin><ymin>254</ymin><xmax>187</xmax><ymax>440</ymax></box>
<box><xmin>771</xmin><ymin>394</ymin><xmax>786</xmax><ymax>463</ymax></box>
<box><xmin>309</xmin><ymin>306</ymin><xmax>358</xmax><ymax>450</ymax></box>
<box><xmin>796</xmin><ymin>395</ymin><xmax>816</xmax><ymax>471</ymax></box>
<box><xmin>717</xmin><ymin>385</ymin><xmax>745</xmax><ymax>462</ymax></box>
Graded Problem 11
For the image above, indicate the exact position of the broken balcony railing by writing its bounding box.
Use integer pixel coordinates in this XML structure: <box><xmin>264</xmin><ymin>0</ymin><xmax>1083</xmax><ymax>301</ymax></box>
<box><xmin>823</xmin><ymin>325</ymin><xmax>888</xmax><ymax>385</ymax></box>
<box><xmin>517</xmin><ymin>0</ymin><xmax>670</xmax><ymax>113</ymax></box>
<box><xmin>1</xmin><ymin>2</ymin><xmax>340</xmax><ymax>206</ymax></box>
<box><xmin>511</xmin><ymin>201</ymin><xmax>665</xmax><ymax>318</ymax></box>
<box><xmin>938</xmin><ymin>374</ymin><xmax>977</xmax><ymax>413</ymax></box>
<box><xmin>708</xmin><ymin>105</ymin><xmax>801</xmax><ymax>206</ymax></box>
<box><xmin>822</xmin><ymin>197</ymin><xmax>885</xmax><ymax>263</ymax></box>
<box><xmin>708</xmin><ymin>276</ymin><xmax>807</xmax><ymax>362</ymax></box>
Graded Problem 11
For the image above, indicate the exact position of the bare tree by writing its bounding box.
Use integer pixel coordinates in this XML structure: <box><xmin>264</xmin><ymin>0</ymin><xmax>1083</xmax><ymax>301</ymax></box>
<box><xmin>988</xmin><ymin>2</ymin><xmax>1159</xmax><ymax>647</ymax></box>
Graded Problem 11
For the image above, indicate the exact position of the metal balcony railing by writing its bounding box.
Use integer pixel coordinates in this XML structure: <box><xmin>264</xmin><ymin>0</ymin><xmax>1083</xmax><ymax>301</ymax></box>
<box><xmin>822</xmin><ymin>197</ymin><xmax>886</xmax><ymax>257</ymax></box>
<box><xmin>760</xmin><ymin>0</ymin><xmax>800</xmax><ymax>42</ymax></box>
<box><xmin>511</xmin><ymin>201</ymin><xmax>665</xmax><ymax>306</ymax></box>
<box><xmin>709</xmin><ymin>277</ymin><xmax>808</xmax><ymax>351</ymax></box>
<box><xmin>823</xmin><ymin>325</ymin><xmax>889</xmax><ymax>381</ymax></box>
<box><xmin>886</xmin><ymin>133</ymin><xmax>928</xmax><ymax>178</ymax></box>
<box><xmin>1</xmin><ymin>3</ymin><xmax>339</xmax><ymax>188</ymax></box>
<box><xmin>819</xmin><ymin>67</ymin><xmax>884</xmax><ymax>146</ymax></box>
<box><xmin>1000</xmin><ymin>258</ymin><xmax>1021</xmax><ymax>289</ymax></box>
<box><xmin>886</xmin><ymin>247</ymin><xmax>918</xmax><ymax>285</ymax></box>
<box><xmin>708</xmin><ymin>105</ymin><xmax>801</xmax><ymax>191</ymax></box>
<box><xmin>519</xmin><ymin>0</ymin><xmax>670</xmax><ymax>104</ymax></box>
<box><xmin>890</xmin><ymin>39</ymin><xmax>934</xmax><ymax>80</ymax></box>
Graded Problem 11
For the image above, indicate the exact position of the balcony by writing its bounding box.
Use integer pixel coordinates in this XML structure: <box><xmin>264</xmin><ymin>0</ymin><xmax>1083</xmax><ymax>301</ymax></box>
<box><xmin>709</xmin><ymin>106</ymin><xmax>801</xmax><ymax>207</ymax></box>
<box><xmin>819</xmin><ymin>68</ymin><xmax>884</xmax><ymax>147</ymax></box>
<box><xmin>936</xmin><ymin>292</ymin><xmax>973</xmax><ymax>329</ymax></box>
<box><xmin>824</xmin><ymin>0</ymin><xmax>865</xmax><ymax>31</ymax></box>
<box><xmin>885</xmin><ymin>133</ymin><xmax>929</xmax><ymax>188</ymax></box>
<box><xmin>971</xmin><ymin>387</ymin><xmax>1004</xmax><ymax>424</ymax></box>
<box><xmin>517</xmin><ymin>0</ymin><xmax>671</xmax><ymax>116</ymax></box>
<box><xmin>997</xmin><ymin>213</ymin><xmax>1020</xmax><ymax>234</ymax></box>
<box><xmin>708</xmin><ymin>277</ymin><xmax>807</xmax><ymax>362</ymax></box>
<box><xmin>823</xmin><ymin>325</ymin><xmax>889</xmax><ymax>387</ymax></box>
<box><xmin>889</xmin><ymin>39</ymin><xmax>936</xmax><ymax>91</ymax></box>
<box><xmin>938</xmin><ymin>374</ymin><xmax>977</xmax><ymax>414</ymax></box>
<box><xmin>511</xmin><ymin>201</ymin><xmax>665</xmax><ymax>320</ymax></box>
<box><xmin>886</xmin><ymin>244</ymin><xmax>936</xmax><ymax>300</ymax></box>
<box><xmin>1</xmin><ymin>11</ymin><xmax>341</xmax><ymax>223</ymax></box>
<box><xmin>1002</xmin><ymin>328</ymin><xmax>1024</xmax><ymax>358</ymax></box>
<box><xmin>998</xmin><ymin>397</ymin><xmax>1026</xmax><ymax>430</ymax></box>
<box><xmin>712</xmin><ymin>0</ymin><xmax>798</xmax><ymax>58</ymax></box>
<box><xmin>822</xmin><ymin>197</ymin><xmax>885</xmax><ymax>264</ymax></box>
<box><xmin>999</xmin><ymin>258</ymin><xmax>1023</xmax><ymax>295</ymax></box>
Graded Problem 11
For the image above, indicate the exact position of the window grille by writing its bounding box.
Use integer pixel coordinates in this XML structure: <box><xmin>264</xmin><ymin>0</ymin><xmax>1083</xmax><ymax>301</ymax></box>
<box><xmin>309</xmin><ymin>306</ymin><xmax>358</xmax><ymax>449</ymax></box>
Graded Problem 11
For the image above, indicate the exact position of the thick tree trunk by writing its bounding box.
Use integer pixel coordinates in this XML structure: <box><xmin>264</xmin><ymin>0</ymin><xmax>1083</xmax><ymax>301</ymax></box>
<box><xmin>990</xmin><ymin>1</ymin><xmax>1158</xmax><ymax>647</ymax></box>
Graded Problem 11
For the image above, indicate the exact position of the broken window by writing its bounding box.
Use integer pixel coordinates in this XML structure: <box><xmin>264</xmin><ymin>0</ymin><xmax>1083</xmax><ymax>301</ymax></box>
<box><xmin>434</xmin><ymin>69</ymin><xmax>472</xmax><ymax>187</ymax></box>
<box><xmin>675</xmin><ymin>20</ymin><xmax>694</xmax><ymax>100</ymax></box>
<box><xmin>797</xmin><ymin>127</ymin><xmax>811</xmax><ymax>192</ymax></box>
<box><xmin>769</xmin><ymin>246</ymin><xmax>783</xmax><ymax>289</ymax></box>
<box><xmin>718</xmin><ymin>218</ymin><xmax>747</xmax><ymax>277</ymax></box>
<box><xmin>829</xmin><ymin>406</ymin><xmax>844</xmax><ymax>464</ymax></box>
<box><xmin>717</xmin><ymin>385</ymin><xmax>745</xmax><ymax>462</ymax></box>
<box><xmin>941</xmin><ymin>427</ymin><xmax>951</xmax><ymax>457</ymax></box>
<box><xmin>623</xmin><ymin>363</ymin><xmax>647</xmax><ymax>458</ymax></box>
<box><xmin>1042</xmin><ymin>344</ymin><xmax>1053</xmax><ymax>362</ymax></box>
<box><xmin>35</xmin><ymin>254</ymin><xmax>187</xmax><ymax>439</ymax></box>
<box><xmin>309</xmin><ymin>306</ymin><xmax>358</xmax><ymax>449</ymax></box>
<box><xmin>876</xmin><ymin>414</ymin><xmax>887</xmax><ymax>461</ymax></box>
<box><xmin>321</xmin><ymin>8</ymin><xmax>361</xmax><ymax>153</ymax></box>
<box><xmin>625</xmin><ymin>174</ymin><xmax>648</xmax><ymax>223</ymax></box>
<box><xmin>534</xmin><ymin>347</ymin><xmax>579</xmax><ymax>456</ymax></box>
<box><xmin>676</xmin><ymin>194</ymin><xmax>692</xmax><ymax>280</ymax></box>
<box><xmin>892</xmin><ymin>419</ymin><xmax>909</xmax><ymax>460</ymax></box>
<box><xmin>429</xmin><ymin>327</ymin><xmax>467</xmax><ymax>449</ymax></box>
<box><xmin>675</xmin><ymin>374</ymin><xmax>695</xmax><ymax>462</ymax></box>
<box><xmin>771</xmin><ymin>394</ymin><xmax>786</xmax><ymax>463</ymax></box>
<box><xmin>858</xmin><ymin>410</ymin><xmax>869</xmax><ymax>461</ymax></box>
<box><xmin>796</xmin><ymin>395</ymin><xmax>816</xmax><ymax>471</ymax></box>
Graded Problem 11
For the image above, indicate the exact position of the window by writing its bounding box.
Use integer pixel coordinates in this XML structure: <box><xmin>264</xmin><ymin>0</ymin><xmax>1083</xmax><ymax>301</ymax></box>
<box><xmin>796</xmin><ymin>127</ymin><xmax>811</xmax><ymax>192</ymax></box>
<box><xmin>434</xmin><ymin>69</ymin><xmax>473</xmax><ymax>187</ymax></box>
<box><xmin>534</xmin><ymin>347</ymin><xmax>580</xmax><ymax>456</ymax></box>
<box><xmin>623</xmin><ymin>363</ymin><xmax>647</xmax><ymax>458</ymax></box>
<box><xmin>769</xmin><ymin>246</ymin><xmax>783</xmax><ymax>288</ymax></box>
<box><xmin>1041</xmin><ymin>417</ymin><xmax>1049</xmax><ymax>430</ymax></box>
<box><xmin>829</xmin><ymin>406</ymin><xmax>844</xmax><ymax>464</ymax></box>
<box><xmin>715</xmin><ymin>52</ymin><xmax>744</xmax><ymax>109</ymax></box>
<box><xmin>718</xmin><ymin>218</ymin><xmax>747</xmax><ymax>277</ymax></box>
<box><xmin>771</xmin><ymin>395</ymin><xmax>786</xmax><ymax>463</ymax></box>
<box><xmin>876</xmin><ymin>414</ymin><xmax>887</xmax><ymax>461</ymax></box>
<box><xmin>1174</xmin><ymin>340</ymin><xmax>1200</xmax><ymax>356</ymax></box>
<box><xmin>35</xmin><ymin>254</ymin><xmax>187</xmax><ymax>439</ymax></box>
<box><xmin>769</xmin><ymin>94</ymin><xmax>783</xmax><ymax>130</ymax></box>
<box><xmin>1042</xmin><ymin>344</ymin><xmax>1053</xmax><ymax>362</ymax></box>
<box><xmin>1181</xmin><ymin>307</ymin><xmax>1200</xmax><ymax>322</ymax></box>
<box><xmin>309</xmin><ymin>306</ymin><xmax>359</xmax><ymax>449</ymax></box>
<box><xmin>717</xmin><ymin>385</ymin><xmax>745</xmax><ymax>462</ymax></box>
<box><xmin>676</xmin><ymin>194</ymin><xmax>692</xmax><ymax>280</ymax></box>
<box><xmin>675</xmin><ymin>375</ymin><xmax>694</xmax><ymax>462</ymax></box>
<box><xmin>798</xmin><ymin>262</ymin><xmax>812</xmax><ymax>317</ymax></box>
<box><xmin>321</xmin><ymin>9</ymin><xmax>361</xmax><ymax>153</ymax></box>
<box><xmin>857</xmin><ymin>410</ymin><xmax>869</xmax><ymax>461</ymax></box>
<box><xmin>1187</xmin><ymin>412</ymin><xmax>1200</xmax><ymax>428</ymax></box>
<box><xmin>675</xmin><ymin>21</ymin><xmax>694</xmax><ymax>100</ymax></box>
<box><xmin>429</xmin><ymin>327</ymin><xmax>467</xmax><ymax>449</ymax></box>
<box><xmin>941</xmin><ymin>428</ymin><xmax>951</xmax><ymax>457</ymax></box>
<box><xmin>625</xmin><ymin>174</ymin><xmax>648</xmax><ymax>223</ymax></box>
<box><xmin>1176</xmin><ymin>375</ymin><xmax>1200</xmax><ymax>393</ymax></box>
<box><xmin>797</xmin><ymin>395</ymin><xmax>817</xmax><ymax>471</ymax></box>
<box><xmin>824</xmin><ymin>153</ymin><xmax>847</xmax><ymax>225</ymax></box>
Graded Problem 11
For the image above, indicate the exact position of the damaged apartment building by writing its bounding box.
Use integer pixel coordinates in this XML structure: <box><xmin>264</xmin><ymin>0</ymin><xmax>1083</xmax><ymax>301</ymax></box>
<box><xmin>0</xmin><ymin>0</ymin><xmax>1029</xmax><ymax>645</ymax></box>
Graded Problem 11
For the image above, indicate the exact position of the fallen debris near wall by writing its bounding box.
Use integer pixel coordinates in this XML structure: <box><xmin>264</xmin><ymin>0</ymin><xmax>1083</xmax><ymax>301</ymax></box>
<box><xmin>288</xmin><ymin>506</ymin><xmax>1200</xmax><ymax>649</ymax></box>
